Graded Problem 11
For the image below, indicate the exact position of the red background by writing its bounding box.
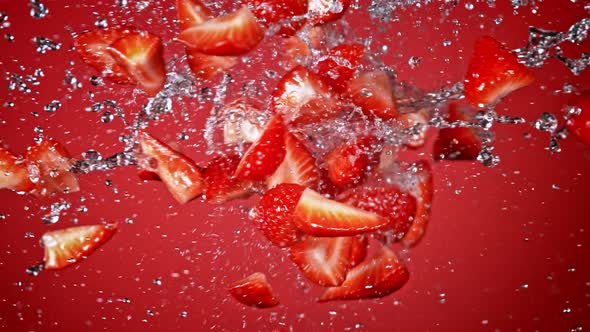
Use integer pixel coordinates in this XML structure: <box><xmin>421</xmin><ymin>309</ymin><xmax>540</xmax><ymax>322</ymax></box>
<box><xmin>1</xmin><ymin>1</ymin><xmax>590</xmax><ymax>331</ymax></box>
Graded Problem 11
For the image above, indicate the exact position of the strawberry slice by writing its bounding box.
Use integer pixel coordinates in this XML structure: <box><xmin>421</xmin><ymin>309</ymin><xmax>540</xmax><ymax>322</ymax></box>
<box><xmin>266</xmin><ymin>132</ymin><xmax>320</xmax><ymax>189</ymax></box>
<box><xmin>315</xmin><ymin>44</ymin><xmax>364</xmax><ymax>92</ymax></box>
<box><xmin>138</xmin><ymin>131</ymin><xmax>204</xmax><ymax>204</ymax></box>
<box><xmin>221</xmin><ymin>101</ymin><xmax>267</xmax><ymax>145</ymax></box>
<box><xmin>42</xmin><ymin>224</ymin><xmax>117</xmax><ymax>270</ymax></box>
<box><xmin>178</xmin><ymin>6</ymin><xmax>265</xmax><ymax>56</ymax></box>
<box><xmin>248</xmin><ymin>0</ymin><xmax>308</xmax><ymax>37</ymax></box>
<box><xmin>289</xmin><ymin>236</ymin><xmax>353</xmax><ymax>286</ymax></box>
<box><xmin>73</xmin><ymin>28</ymin><xmax>133</xmax><ymax>84</ymax></box>
<box><xmin>108</xmin><ymin>31</ymin><xmax>167</xmax><ymax>96</ymax></box>
<box><xmin>250</xmin><ymin>183</ymin><xmax>305</xmax><ymax>247</ymax></box>
<box><xmin>398</xmin><ymin>109</ymin><xmax>429</xmax><ymax>148</ymax></box>
<box><xmin>186</xmin><ymin>48</ymin><xmax>237</xmax><ymax>80</ymax></box>
<box><xmin>349</xmin><ymin>235</ymin><xmax>367</xmax><ymax>268</ymax></box>
<box><xmin>347</xmin><ymin>70</ymin><xmax>399</xmax><ymax>120</ymax></box>
<box><xmin>229</xmin><ymin>272</ymin><xmax>279</xmax><ymax>308</ymax></box>
<box><xmin>0</xmin><ymin>145</ymin><xmax>34</xmax><ymax>193</ymax></box>
<box><xmin>319</xmin><ymin>246</ymin><xmax>409</xmax><ymax>301</ymax></box>
<box><xmin>308</xmin><ymin>0</ymin><xmax>351</xmax><ymax>26</ymax></box>
<box><xmin>176</xmin><ymin>0</ymin><xmax>213</xmax><ymax>30</ymax></box>
<box><xmin>566</xmin><ymin>90</ymin><xmax>590</xmax><ymax>146</ymax></box>
<box><xmin>283</xmin><ymin>35</ymin><xmax>311</xmax><ymax>68</ymax></box>
<box><xmin>202</xmin><ymin>151</ymin><xmax>255</xmax><ymax>203</ymax></box>
<box><xmin>464</xmin><ymin>36</ymin><xmax>534</xmax><ymax>108</ymax></box>
<box><xmin>271</xmin><ymin>65</ymin><xmax>341</xmax><ymax>125</ymax></box>
<box><xmin>293</xmin><ymin>187</ymin><xmax>389</xmax><ymax>236</ymax></box>
<box><xmin>433</xmin><ymin>103</ymin><xmax>482</xmax><ymax>161</ymax></box>
<box><xmin>26</xmin><ymin>138</ymin><xmax>80</xmax><ymax>197</ymax></box>
<box><xmin>325</xmin><ymin>135</ymin><xmax>381</xmax><ymax>188</ymax></box>
<box><xmin>235</xmin><ymin>115</ymin><xmax>286</xmax><ymax>181</ymax></box>
<box><xmin>401</xmin><ymin>161</ymin><xmax>433</xmax><ymax>247</ymax></box>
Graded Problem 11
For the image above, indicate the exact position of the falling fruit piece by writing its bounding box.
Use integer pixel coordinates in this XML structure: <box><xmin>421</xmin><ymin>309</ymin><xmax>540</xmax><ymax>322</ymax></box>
<box><xmin>229</xmin><ymin>272</ymin><xmax>279</xmax><ymax>308</ymax></box>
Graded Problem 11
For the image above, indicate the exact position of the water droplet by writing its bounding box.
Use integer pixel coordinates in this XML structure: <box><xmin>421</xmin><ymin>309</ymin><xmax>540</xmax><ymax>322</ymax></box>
<box><xmin>43</xmin><ymin>100</ymin><xmax>61</xmax><ymax>113</ymax></box>
<box><xmin>26</xmin><ymin>263</ymin><xmax>44</xmax><ymax>276</ymax></box>
<box><xmin>94</xmin><ymin>18</ymin><xmax>108</xmax><ymax>28</ymax></box>
<box><xmin>29</xmin><ymin>0</ymin><xmax>49</xmax><ymax>19</ymax></box>
<box><xmin>408</xmin><ymin>56</ymin><xmax>421</xmax><ymax>69</ymax></box>
<box><xmin>33</xmin><ymin>36</ymin><xmax>60</xmax><ymax>54</ymax></box>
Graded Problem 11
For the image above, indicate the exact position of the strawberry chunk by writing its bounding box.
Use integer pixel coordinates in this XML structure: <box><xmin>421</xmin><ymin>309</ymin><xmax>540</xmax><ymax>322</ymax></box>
<box><xmin>433</xmin><ymin>103</ymin><xmax>482</xmax><ymax>161</ymax></box>
<box><xmin>289</xmin><ymin>236</ymin><xmax>353</xmax><ymax>286</ymax></box>
<box><xmin>566</xmin><ymin>90</ymin><xmax>590</xmax><ymax>146</ymax></box>
<box><xmin>178</xmin><ymin>6</ymin><xmax>265</xmax><ymax>56</ymax></box>
<box><xmin>308</xmin><ymin>0</ymin><xmax>351</xmax><ymax>26</ymax></box>
<box><xmin>319</xmin><ymin>246</ymin><xmax>409</xmax><ymax>301</ymax></box>
<box><xmin>464</xmin><ymin>36</ymin><xmax>534</xmax><ymax>108</ymax></box>
<box><xmin>248</xmin><ymin>0</ymin><xmax>308</xmax><ymax>37</ymax></box>
<box><xmin>293</xmin><ymin>187</ymin><xmax>389</xmax><ymax>236</ymax></box>
<box><xmin>250</xmin><ymin>183</ymin><xmax>305</xmax><ymax>247</ymax></box>
<box><xmin>316</xmin><ymin>44</ymin><xmax>364</xmax><ymax>92</ymax></box>
<box><xmin>176</xmin><ymin>0</ymin><xmax>213</xmax><ymax>30</ymax></box>
<box><xmin>235</xmin><ymin>115</ymin><xmax>286</xmax><ymax>181</ymax></box>
<box><xmin>138</xmin><ymin>132</ymin><xmax>204</xmax><ymax>204</ymax></box>
<box><xmin>202</xmin><ymin>151</ymin><xmax>255</xmax><ymax>203</ymax></box>
<box><xmin>0</xmin><ymin>145</ymin><xmax>34</xmax><ymax>193</ymax></box>
<box><xmin>42</xmin><ymin>224</ymin><xmax>117</xmax><ymax>270</ymax></box>
<box><xmin>283</xmin><ymin>35</ymin><xmax>311</xmax><ymax>68</ymax></box>
<box><xmin>108</xmin><ymin>31</ymin><xmax>167</xmax><ymax>96</ymax></box>
<box><xmin>26</xmin><ymin>138</ymin><xmax>79</xmax><ymax>197</ymax></box>
<box><xmin>266</xmin><ymin>132</ymin><xmax>320</xmax><ymax>190</ymax></box>
<box><xmin>349</xmin><ymin>235</ymin><xmax>367</xmax><ymax>268</ymax></box>
<box><xmin>229</xmin><ymin>272</ymin><xmax>279</xmax><ymax>308</ymax></box>
<box><xmin>271</xmin><ymin>65</ymin><xmax>341</xmax><ymax>125</ymax></box>
<box><xmin>401</xmin><ymin>161</ymin><xmax>433</xmax><ymax>247</ymax></box>
<box><xmin>325</xmin><ymin>135</ymin><xmax>381</xmax><ymax>187</ymax></box>
<box><xmin>347</xmin><ymin>70</ymin><xmax>399</xmax><ymax>120</ymax></box>
<box><xmin>221</xmin><ymin>101</ymin><xmax>266</xmax><ymax>145</ymax></box>
<box><xmin>398</xmin><ymin>109</ymin><xmax>429</xmax><ymax>148</ymax></box>
<box><xmin>186</xmin><ymin>48</ymin><xmax>237</xmax><ymax>80</ymax></box>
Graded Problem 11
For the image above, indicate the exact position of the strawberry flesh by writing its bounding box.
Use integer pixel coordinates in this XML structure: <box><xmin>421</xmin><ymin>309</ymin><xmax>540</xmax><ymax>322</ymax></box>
<box><xmin>401</xmin><ymin>161</ymin><xmax>434</xmax><ymax>247</ymax></box>
<box><xmin>433</xmin><ymin>103</ymin><xmax>483</xmax><ymax>161</ymax></box>
<box><xmin>0</xmin><ymin>145</ymin><xmax>34</xmax><ymax>193</ymax></box>
<box><xmin>202</xmin><ymin>151</ymin><xmax>255</xmax><ymax>203</ymax></box>
<box><xmin>26</xmin><ymin>138</ymin><xmax>80</xmax><ymax>197</ymax></box>
<box><xmin>289</xmin><ymin>236</ymin><xmax>353</xmax><ymax>286</ymax></box>
<box><xmin>349</xmin><ymin>235</ymin><xmax>368</xmax><ymax>268</ymax></box>
<box><xmin>315</xmin><ymin>44</ymin><xmax>364</xmax><ymax>92</ymax></box>
<box><xmin>176</xmin><ymin>0</ymin><xmax>213</xmax><ymax>30</ymax></box>
<box><xmin>266</xmin><ymin>132</ymin><xmax>320</xmax><ymax>190</ymax></box>
<box><xmin>248</xmin><ymin>0</ymin><xmax>308</xmax><ymax>37</ymax></box>
<box><xmin>347</xmin><ymin>70</ymin><xmax>399</xmax><ymax>120</ymax></box>
<box><xmin>325</xmin><ymin>135</ymin><xmax>381</xmax><ymax>187</ymax></box>
<box><xmin>229</xmin><ymin>272</ymin><xmax>279</xmax><ymax>308</ymax></box>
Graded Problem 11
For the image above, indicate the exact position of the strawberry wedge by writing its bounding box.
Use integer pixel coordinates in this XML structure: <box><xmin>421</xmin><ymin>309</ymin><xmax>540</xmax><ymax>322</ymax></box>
<box><xmin>248</xmin><ymin>0</ymin><xmax>308</xmax><ymax>37</ymax></box>
<box><xmin>221</xmin><ymin>101</ymin><xmax>266</xmax><ymax>145</ymax></box>
<box><xmin>42</xmin><ymin>224</ymin><xmax>117</xmax><ymax>270</ymax></box>
<box><xmin>266</xmin><ymin>132</ymin><xmax>320</xmax><ymax>190</ymax></box>
<box><xmin>401</xmin><ymin>161</ymin><xmax>434</xmax><ymax>247</ymax></box>
<box><xmin>325</xmin><ymin>135</ymin><xmax>381</xmax><ymax>188</ymax></box>
<box><xmin>347</xmin><ymin>70</ymin><xmax>399</xmax><ymax>120</ymax></box>
<box><xmin>566</xmin><ymin>90</ymin><xmax>590</xmax><ymax>146</ymax></box>
<box><xmin>289</xmin><ymin>236</ymin><xmax>353</xmax><ymax>286</ymax></box>
<box><xmin>26</xmin><ymin>138</ymin><xmax>80</xmax><ymax>197</ymax></box>
<box><xmin>186</xmin><ymin>48</ymin><xmax>237</xmax><ymax>80</ymax></box>
<box><xmin>138</xmin><ymin>132</ymin><xmax>204</xmax><ymax>204</ymax></box>
<box><xmin>229</xmin><ymin>272</ymin><xmax>279</xmax><ymax>308</ymax></box>
<box><xmin>433</xmin><ymin>103</ymin><xmax>482</xmax><ymax>161</ymax></box>
<box><xmin>308</xmin><ymin>0</ymin><xmax>351</xmax><ymax>26</ymax></box>
<box><xmin>202</xmin><ymin>151</ymin><xmax>255</xmax><ymax>203</ymax></box>
<box><xmin>315</xmin><ymin>44</ymin><xmax>364</xmax><ymax>92</ymax></box>
<box><xmin>0</xmin><ymin>145</ymin><xmax>34</xmax><ymax>193</ymax></box>
<box><xmin>176</xmin><ymin>0</ymin><xmax>213</xmax><ymax>30</ymax></box>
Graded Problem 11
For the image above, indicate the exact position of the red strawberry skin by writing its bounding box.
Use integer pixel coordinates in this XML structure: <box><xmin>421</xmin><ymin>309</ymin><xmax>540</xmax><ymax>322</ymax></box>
<box><xmin>250</xmin><ymin>183</ymin><xmax>305</xmax><ymax>247</ymax></box>
<box><xmin>464</xmin><ymin>36</ymin><xmax>534</xmax><ymax>108</ymax></box>
<box><xmin>176</xmin><ymin>0</ymin><xmax>213</xmax><ymax>30</ymax></box>
<box><xmin>566</xmin><ymin>90</ymin><xmax>590</xmax><ymax>146</ymax></box>
<box><xmin>266</xmin><ymin>132</ymin><xmax>320</xmax><ymax>190</ymax></box>
<box><xmin>289</xmin><ymin>236</ymin><xmax>353</xmax><ymax>286</ymax></box>
<box><xmin>315</xmin><ymin>44</ymin><xmax>364</xmax><ymax>92</ymax></box>
<box><xmin>186</xmin><ymin>48</ymin><xmax>237</xmax><ymax>80</ymax></box>
<box><xmin>308</xmin><ymin>0</ymin><xmax>351</xmax><ymax>26</ymax></box>
<box><xmin>248</xmin><ymin>0</ymin><xmax>308</xmax><ymax>37</ymax></box>
<box><xmin>348</xmin><ymin>235</ymin><xmax>368</xmax><ymax>268</ymax></box>
<box><xmin>26</xmin><ymin>138</ymin><xmax>80</xmax><ymax>197</ymax></box>
<box><xmin>202</xmin><ymin>151</ymin><xmax>255</xmax><ymax>203</ymax></box>
<box><xmin>325</xmin><ymin>135</ymin><xmax>381</xmax><ymax>188</ymax></box>
<box><xmin>0</xmin><ymin>145</ymin><xmax>34</xmax><ymax>193</ymax></box>
<box><xmin>42</xmin><ymin>224</ymin><xmax>117</xmax><ymax>270</ymax></box>
<box><xmin>347</xmin><ymin>70</ymin><xmax>399</xmax><ymax>120</ymax></box>
<box><xmin>433</xmin><ymin>103</ymin><xmax>482</xmax><ymax>161</ymax></box>
<box><xmin>229</xmin><ymin>272</ymin><xmax>279</xmax><ymax>308</ymax></box>
<box><xmin>401</xmin><ymin>161</ymin><xmax>434</xmax><ymax>247</ymax></box>
<box><xmin>398</xmin><ymin>109</ymin><xmax>429</xmax><ymax>148</ymax></box>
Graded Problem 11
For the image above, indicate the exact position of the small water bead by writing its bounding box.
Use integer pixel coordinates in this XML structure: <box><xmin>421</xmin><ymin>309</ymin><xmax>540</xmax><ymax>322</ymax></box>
<box><xmin>33</xmin><ymin>36</ymin><xmax>60</xmax><ymax>54</ymax></box>
<box><xmin>90</xmin><ymin>76</ymin><xmax>103</xmax><ymax>86</ymax></box>
<box><xmin>179</xmin><ymin>311</ymin><xmax>188</xmax><ymax>318</ymax></box>
<box><xmin>534</xmin><ymin>112</ymin><xmax>558</xmax><ymax>133</ymax></box>
<box><xmin>29</xmin><ymin>0</ymin><xmax>49</xmax><ymax>19</ymax></box>
<box><xmin>5</xmin><ymin>33</ymin><xmax>14</xmax><ymax>42</ymax></box>
<box><xmin>115</xmin><ymin>0</ymin><xmax>128</xmax><ymax>8</ymax></box>
<box><xmin>408</xmin><ymin>56</ymin><xmax>421</xmax><ymax>69</ymax></box>
<box><xmin>477</xmin><ymin>148</ymin><xmax>500</xmax><ymax>167</ymax></box>
<box><xmin>442</xmin><ymin>40</ymin><xmax>452</xmax><ymax>47</ymax></box>
<box><xmin>95</xmin><ymin>18</ymin><xmax>108</xmax><ymax>29</ymax></box>
<box><xmin>43</xmin><ymin>100</ymin><xmax>61</xmax><ymax>113</ymax></box>
<box><xmin>101</xmin><ymin>111</ymin><xmax>114</xmax><ymax>123</ymax></box>
<box><xmin>464</xmin><ymin>3</ymin><xmax>474</xmax><ymax>10</ymax></box>
<box><xmin>153</xmin><ymin>278</ymin><xmax>162</xmax><ymax>286</ymax></box>
<box><xmin>26</xmin><ymin>263</ymin><xmax>44</xmax><ymax>276</ymax></box>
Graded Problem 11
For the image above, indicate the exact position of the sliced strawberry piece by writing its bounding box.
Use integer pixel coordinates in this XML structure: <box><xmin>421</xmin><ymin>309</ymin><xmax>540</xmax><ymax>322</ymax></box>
<box><xmin>229</xmin><ymin>272</ymin><xmax>279</xmax><ymax>308</ymax></box>
<box><xmin>325</xmin><ymin>135</ymin><xmax>381</xmax><ymax>187</ymax></box>
<box><xmin>289</xmin><ymin>236</ymin><xmax>353</xmax><ymax>286</ymax></box>
<box><xmin>108</xmin><ymin>31</ymin><xmax>166</xmax><ymax>96</ymax></box>
<box><xmin>401</xmin><ymin>161</ymin><xmax>433</xmax><ymax>247</ymax></box>
<box><xmin>349</xmin><ymin>235</ymin><xmax>367</xmax><ymax>268</ymax></box>
<box><xmin>73</xmin><ymin>28</ymin><xmax>133</xmax><ymax>84</ymax></box>
<box><xmin>235</xmin><ymin>115</ymin><xmax>286</xmax><ymax>181</ymax></box>
<box><xmin>0</xmin><ymin>145</ymin><xmax>34</xmax><ymax>193</ymax></box>
<box><xmin>316</xmin><ymin>44</ymin><xmax>364</xmax><ymax>92</ymax></box>
<box><xmin>464</xmin><ymin>36</ymin><xmax>534</xmax><ymax>108</ymax></box>
<box><xmin>566</xmin><ymin>90</ymin><xmax>590</xmax><ymax>146</ymax></box>
<box><xmin>42</xmin><ymin>224</ymin><xmax>117</xmax><ymax>270</ymax></box>
<box><xmin>221</xmin><ymin>101</ymin><xmax>267</xmax><ymax>145</ymax></box>
<box><xmin>266</xmin><ymin>132</ymin><xmax>320</xmax><ymax>190</ymax></box>
<box><xmin>319</xmin><ymin>246</ymin><xmax>409</xmax><ymax>301</ymax></box>
<box><xmin>26</xmin><ymin>138</ymin><xmax>79</xmax><ymax>197</ymax></box>
<box><xmin>271</xmin><ymin>65</ymin><xmax>341</xmax><ymax>125</ymax></box>
<box><xmin>138</xmin><ymin>131</ymin><xmax>204</xmax><ymax>204</ymax></box>
<box><xmin>398</xmin><ymin>109</ymin><xmax>429</xmax><ymax>148</ymax></box>
<box><xmin>176</xmin><ymin>0</ymin><xmax>213</xmax><ymax>30</ymax></box>
<box><xmin>293</xmin><ymin>187</ymin><xmax>389</xmax><ymax>236</ymax></box>
<box><xmin>347</xmin><ymin>70</ymin><xmax>399</xmax><ymax>120</ymax></box>
<box><xmin>186</xmin><ymin>48</ymin><xmax>237</xmax><ymax>80</ymax></box>
<box><xmin>248</xmin><ymin>0</ymin><xmax>308</xmax><ymax>37</ymax></box>
<box><xmin>283</xmin><ymin>35</ymin><xmax>311</xmax><ymax>68</ymax></box>
<box><xmin>138</xmin><ymin>170</ymin><xmax>161</xmax><ymax>181</ymax></box>
<box><xmin>202</xmin><ymin>151</ymin><xmax>255</xmax><ymax>203</ymax></box>
<box><xmin>250</xmin><ymin>183</ymin><xmax>305</xmax><ymax>247</ymax></box>
<box><xmin>308</xmin><ymin>0</ymin><xmax>351</xmax><ymax>26</ymax></box>
<box><xmin>178</xmin><ymin>6</ymin><xmax>265</xmax><ymax>56</ymax></box>
<box><xmin>433</xmin><ymin>103</ymin><xmax>482</xmax><ymax>161</ymax></box>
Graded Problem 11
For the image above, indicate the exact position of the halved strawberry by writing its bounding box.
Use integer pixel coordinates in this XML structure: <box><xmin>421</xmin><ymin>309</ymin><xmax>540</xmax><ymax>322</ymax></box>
<box><xmin>178</xmin><ymin>6</ymin><xmax>265</xmax><ymax>56</ymax></box>
<box><xmin>398</xmin><ymin>109</ymin><xmax>429</xmax><ymax>148</ymax></box>
<box><xmin>138</xmin><ymin>131</ymin><xmax>204</xmax><ymax>204</ymax></box>
<box><xmin>247</xmin><ymin>0</ymin><xmax>308</xmax><ymax>37</ymax></box>
<box><xmin>319</xmin><ymin>246</ymin><xmax>409</xmax><ymax>301</ymax></box>
<box><xmin>308</xmin><ymin>0</ymin><xmax>351</xmax><ymax>26</ymax></box>
<box><xmin>289</xmin><ymin>236</ymin><xmax>353</xmax><ymax>286</ymax></box>
<box><xmin>250</xmin><ymin>183</ymin><xmax>305</xmax><ymax>247</ymax></box>
<box><xmin>400</xmin><ymin>161</ymin><xmax>433</xmax><ymax>247</ymax></box>
<box><xmin>347</xmin><ymin>70</ymin><xmax>399</xmax><ymax>120</ymax></box>
<box><xmin>176</xmin><ymin>0</ymin><xmax>213</xmax><ymax>30</ymax></box>
<box><xmin>229</xmin><ymin>272</ymin><xmax>279</xmax><ymax>308</ymax></box>
<box><xmin>271</xmin><ymin>65</ymin><xmax>341</xmax><ymax>125</ymax></box>
<box><xmin>221</xmin><ymin>101</ymin><xmax>267</xmax><ymax>145</ymax></box>
<box><xmin>315</xmin><ymin>44</ymin><xmax>364</xmax><ymax>92</ymax></box>
<box><xmin>566</xmin><ymin>90</ymin><xmax>590</xmax><ymax>146</ymax></box>
<box><xmin>73</xmin><ymin>28</ymin><xmax>133</xmax><ymax>84</ymax></box>
<box><xmin>266</xmin><ymin>133</ymin><xmax>320</xmax><ymax>189</ymax></box>
<box><xmin>293</xmin><ymin>187</ymin><xmax>389</xmax><ymax>236</ymax></box>
<box><xmin>464</xmin><ymin>36</ymin><xmax>534</xmax><ymax>108</ymax></box>
<box><xmin>0</xmin><ymin>145</ymin><xmax>34</xmax><ymax>193</ymax></box>
<box><xmin>202</xmin><ymin>151</ymin><xmax>255</xmax><ymax>203</ymax></box>
<box><xmin>349</xmin><ymin>235</ymin><xmax>367</xmax><ymax>268</ymax></box>
<box><xmin>433</xmin><ymin>103</ymin><xmax>482</xmax><ymax>161</ymax></box>
<box><xmin>186</xmin><ymin>48</ymin><xmax>237</xmax><ymax>80</ymax></box>
<box><xmin>108</xmin><ymin>31</ymin><xmax>166</xmax><ymax>96</ymax></box>
<box><xmin>235</xmin><ymin>115</ymin><xmax>286</xmax><ymax>181</ymax></box>
<box><xmin>42</xmin><ymin>224</ymin><xmax>117</xmax><ymax>270</ymax></box>
<box><xmin>325</xmin><ymin>135</ymin><xmax>381</xmax><ymax>188</ymax></box>
<box><xmin>26</xmin><ymin>138</ymin><xmax>80</xmax><ymax>197</ymax></box>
